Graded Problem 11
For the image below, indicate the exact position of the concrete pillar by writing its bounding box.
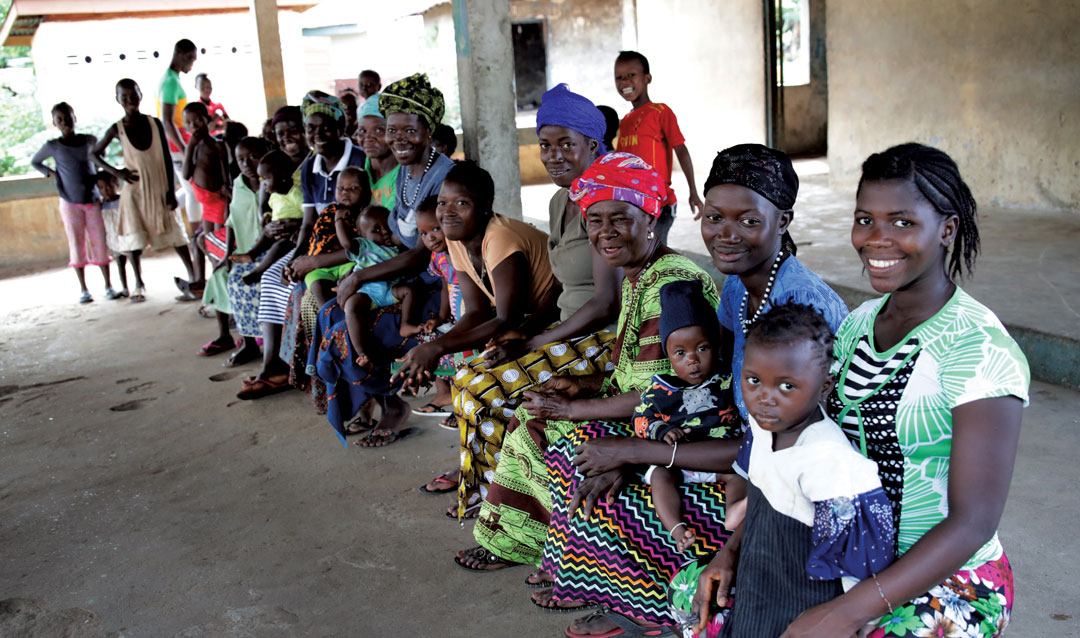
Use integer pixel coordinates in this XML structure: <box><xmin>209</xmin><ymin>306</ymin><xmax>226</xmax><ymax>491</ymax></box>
<box><xmin>621</xmin><ymin>0</ymin><xmax>638</xmax><ymax>50</ymax></box>
<box><xmin>452</xmin><ymin>0</ymin><xmax>523</xmax><ymax>219</ymax></box>
<box><xmin>250</xmin><ymin>0</ymin><xmax>288</xmax><ymax>118</ymax></box>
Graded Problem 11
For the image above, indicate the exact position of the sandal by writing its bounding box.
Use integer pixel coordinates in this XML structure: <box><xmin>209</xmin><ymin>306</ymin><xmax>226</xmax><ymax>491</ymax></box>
<box><xmin>418</xmin><ymin>471</ymin><xmax>458</xmax><ymax>494</ymax></box>
<box><xmin>198</xmin><ymin>340</ymin><xmax>233</xmax><ymax>357</ymax></box>
<box><xmin>438</xmin><ymin>415</ymin><xmax>457</xmax><ymax>431</ymax></box>
<box><xmin>355</xmin><ymin>427</ymin><xmax>419</xmax><ymax>448</ymax></box>
<box><xmin>565</xmin><ymin>609</ymin><xmax>675</xmax><ymax>638</ymax></box>
<box><xmin>453</xmin><ymin>546</ymin><xmax>522</xmax><ymax>572</ymax></box>
<box><xmin>525</xmin><ymin>570</ymin><xmax>555</xmax><ymax>589</ymax></box>
<box><xmin>130</xmin><ymin>286</ymin><xmax>147</xmax><ymax>303</ymax></box>
<box><xmin>411</xmin><ymin>402</ymin><xmax>452</xmax><ymax>416</ymax></box>
<box><xmin>531</xmin><ymin>588</ymin><xmax>597</xmax><ymax>614</ymax></box>
<box><xmin>445</xmin><ymin>502</ymin><xmax>480</xmax><ymax>520</ymax></box>
<box><xmin>105</xmin><ymin>287</ymin><xmax>123</xmax><ymax>300</ymax></box>
<box><xmin>344</xmin><ymin>416</ymin><xmax>378</xmax><ymax>436</ymax></box>
<box><xmin>236</xmin><ymin>376</ymin><xmax>290</xmax><ymax>400</ymax></box>
<box><xmin>78</xmin><ymin>291</ymin><xmax>93</xmax><ymax>304</ymax></box>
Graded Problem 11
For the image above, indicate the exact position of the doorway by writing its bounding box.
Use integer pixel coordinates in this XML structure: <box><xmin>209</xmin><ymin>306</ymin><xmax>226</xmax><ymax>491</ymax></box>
<box><xmin>511</xmin><ymin>21</ymin><xmax>547</xmax><ymax>111</ymax></box>
<box><xmin>764</xmin><ymin>0</ymin><xmax>828</xmax><ymax>155</ymax></box>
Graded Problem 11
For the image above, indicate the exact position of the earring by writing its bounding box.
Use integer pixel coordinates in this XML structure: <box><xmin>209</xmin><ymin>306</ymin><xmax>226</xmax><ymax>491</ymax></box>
<box><xmin>647</xmin><ymin>230</ymin><xmax>655</xmax><ymax>240</ymax></box>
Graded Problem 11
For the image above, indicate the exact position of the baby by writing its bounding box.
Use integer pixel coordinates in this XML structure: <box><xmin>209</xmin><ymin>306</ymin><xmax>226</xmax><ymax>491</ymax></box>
<box><xmin>634</xmin><ymin>279</ymin><xmax>744</xmax><ymax>552</ymax></box>
<box><xmin>337</xmin><ymin>205</ymin><xmax>409</xmax><ymax>368</ymax></box>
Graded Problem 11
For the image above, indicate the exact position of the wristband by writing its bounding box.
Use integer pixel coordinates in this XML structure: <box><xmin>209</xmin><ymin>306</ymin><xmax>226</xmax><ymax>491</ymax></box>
<box><xmin>666</xmin><ymin>441</ymin><xmax>679</xmax><ymax>468</ymax></box>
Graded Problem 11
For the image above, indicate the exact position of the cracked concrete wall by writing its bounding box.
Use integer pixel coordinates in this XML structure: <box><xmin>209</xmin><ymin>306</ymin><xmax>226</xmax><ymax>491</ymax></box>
<box><xmin>827</xmin><ymin>0</ymin><xmax>1080</xmax><ymax>213</ymax></box>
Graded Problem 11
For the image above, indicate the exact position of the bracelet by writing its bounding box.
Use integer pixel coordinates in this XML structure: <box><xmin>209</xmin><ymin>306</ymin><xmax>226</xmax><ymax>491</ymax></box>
<box><xmin>666</xmin><ymin>441</ymin><xmax>679</xmax><ymax>468</ymax></box>
<box><xmin>871</xmin><ymin>573</ymin><xmax>894</xmax><ymax>615</ymax></box>
<box><xmin>668</xmin><ymin>521</ymin><xmax>687</xmax><ymax>540</ymax></box>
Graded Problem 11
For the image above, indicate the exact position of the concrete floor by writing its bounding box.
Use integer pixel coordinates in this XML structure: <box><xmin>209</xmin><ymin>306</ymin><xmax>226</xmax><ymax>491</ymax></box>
<box><xmin>2</xmin><ymin>175</ymin><xmax>1079</xmax><ymax>636</ymax></box>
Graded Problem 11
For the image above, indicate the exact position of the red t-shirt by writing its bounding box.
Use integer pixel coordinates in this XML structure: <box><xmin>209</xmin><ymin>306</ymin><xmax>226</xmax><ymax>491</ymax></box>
<box><xmin>616</xmin><ymin>102</ymin><xmax>685</xmax><ymax>206</ymax></box>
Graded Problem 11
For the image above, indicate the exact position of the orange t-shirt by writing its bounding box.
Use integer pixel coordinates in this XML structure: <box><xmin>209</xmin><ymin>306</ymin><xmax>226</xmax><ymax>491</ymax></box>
<box><xmin>445</xmin><ymin>213</ymin><xmax>554</xmax><ymax>309</ymax></box>
<box><xmin>616</xmin><ymin>102</ymin><xmax>686</xmax><ymax>206</ymax></box>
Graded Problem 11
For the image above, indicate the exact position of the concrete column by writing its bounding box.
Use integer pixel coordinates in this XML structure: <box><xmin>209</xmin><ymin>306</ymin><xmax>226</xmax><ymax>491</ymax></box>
<box><xmin>250</xmin><ymin>0</ymin><xmax>288</xmax><ymax>118</ymax></box>
<box><xmin>452</xmin><ymin>0</ymin><xmax>523</xmax><ymax>219</ymax></box>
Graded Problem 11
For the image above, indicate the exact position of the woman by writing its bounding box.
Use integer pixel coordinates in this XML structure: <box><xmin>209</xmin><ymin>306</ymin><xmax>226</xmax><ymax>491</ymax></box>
<box><xmin>550</xmin><ymin>145</ymin><xmax>850</xmax><ymax>636</ymax></box>
<box><xmin>236</xmin><ymin>105</ymin><xmax>309</xmax><ymax>399</ymax></box>
<box><xmin>353</xmin><ymin>93</ymin><xmax>400</xmax><ymax>209</ymax></box>
<box><xmin>691</xmin><ymin>144</ymin><xmax>1029</xmax><ymax>638</ymax></box>
<box><xmin>315</xmin><ymin>73</ymin><xmax>453</xmax><ymax>441</ymax></box>
<box><xmin>431</xmin><ymin>83</ymin><xmax>622</xmax><ymax>525</ymax></box>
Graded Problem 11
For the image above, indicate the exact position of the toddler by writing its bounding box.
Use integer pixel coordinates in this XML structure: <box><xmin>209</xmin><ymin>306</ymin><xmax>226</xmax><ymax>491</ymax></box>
<box><xmin>706</xmin><ymin>303</ymin><xmax>895</xmax><ymax>638</ymax></box>
<box><xmin>300</xmin><ymin>166</ymin><xmax>372</xmax><ymax>308</ymax></box>
<box><xmin>96</xmin><ymin>171</ymin><xmax>130</xmax><ymax>298</ymax></box>
<box><xmin>232</xmin><ymin>150</ymin><xmax>303</xmax><ymax>284</ymax></box>
<box><xmin>337</xmin><ymin>205</ymin><xmax>407</xmax><ymax>368</ymax></box>
<box><xmin>635</xmin><ymin>280</ymin><xmax>743</xmax><ymax>552</ymax></box>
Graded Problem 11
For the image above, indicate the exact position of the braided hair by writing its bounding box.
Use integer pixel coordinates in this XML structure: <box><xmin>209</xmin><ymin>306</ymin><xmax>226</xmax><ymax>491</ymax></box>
<box><xmin>858</xmin><ymin>143</ymin><xmax>979</xmax><ymax>280</ymax></box>
<box><xmin>745</xmin><ymin>302</ymin><xmax>835</xmax><ymax>374</ymax></box>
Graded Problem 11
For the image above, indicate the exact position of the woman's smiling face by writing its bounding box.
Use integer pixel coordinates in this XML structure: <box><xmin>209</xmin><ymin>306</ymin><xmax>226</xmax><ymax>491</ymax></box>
<box><xmin>585</xmin><ymin>200</ymin><xmax>656</xmax><ymax>269</ymax></box>
<box><xmin>852</xmin><ymin>179</ymin><xmax>957</xmax><ymax>294</ymax></box>
<box><xmin>700</xmin><ymin>184</ymin><xmax>790</xmax><ymax>277</ymax></box>
<box><xmin>435</xmin><ymin>181</ymin><xmax>481</xmax><ymax>242</ymax></box>
<box><xmin>385</xmin><ymin>113</ymin><xmax>430</xmax><ymax>167</ymax></box>
<box><xmin>538</xmin><ymin>125</ymin><xmax>596</xmax><ymax>188</ymax></box>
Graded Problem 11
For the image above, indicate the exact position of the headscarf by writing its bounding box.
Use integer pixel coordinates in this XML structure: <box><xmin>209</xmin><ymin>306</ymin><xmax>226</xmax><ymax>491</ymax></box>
<box><xmin>301</xmin><ymin>90</ymin><xmax>346</xmax><ymax>124</ymax></box>
<box><xmin>357</xmin><ymin>92</ymin><xmax>384</xmax><ymax>119</ymax></box>
<box><xmin>535</xmin><ymin>83</ymin><xmax>607</xmax><ymax>154</ymax></box>
<box><xmin>703</xmin><ymin>143</ymin><xmax>798</xmax><ymax>210</ymax></box>
<box><xmin>379</xmin><ymin>73</ymin><xmax>445</xmax><ymax>130</ymax></box>
<box><xmin>569</xmin><ymin>152</ymin><xmax>667</xmax><ymax>218</ymax></box>
<box><xmin>271</xmin><ymin>105</ymin><xmax>303</xmax><ymax>128</ymax></box>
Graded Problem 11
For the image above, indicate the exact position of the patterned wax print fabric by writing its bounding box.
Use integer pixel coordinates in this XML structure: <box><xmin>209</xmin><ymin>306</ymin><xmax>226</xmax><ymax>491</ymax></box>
<box><xmin>226</xmin><ymin>261</ymin><xmax>261</xmax><ymax>337</ymax></box>
<box><xmin>633</xmin><ymin>372</ymin><xmax>740</xmax><ymax>442</ymax></box>
<box><xmin>472</xmin><ymin>254</ymin><xmax>719</xmax><ymax>569</ymax></box>
<box><xmin>570</xmin><ymin>151</ymin><xmax>667</xmax><ymax>218</ymax></box>
<box><xmin>826</xmin><ymin>287</ymin><xmax>1029</xmax><ymax>569</ymax></box>
<box><xmin>282</xmin><ymin>284</ymin><xmax>328</xmax><ymax>415</ymax></box>
<box><xmin>616</xmin><ymin>103</ymin><xmax>685</xmax><ymax>207</ymax></box>
<box><xmin>307</xmin><ymin>203</ymin><xmax>356</xmax><ymax>256</ymax></box>
<box><xmin>718</xmin><ymin>254</ymin><xmax>849</xmax><ymax>421</ymax></box>
<box><xmin>427</xmin><ymin>251</ymin><xmax>479</xmax><ymax>368</ymax></box>
<box><xmin>820</xmin><ymin>287</ymin><xmax>1028</xmax><ymax>638</ymax></box>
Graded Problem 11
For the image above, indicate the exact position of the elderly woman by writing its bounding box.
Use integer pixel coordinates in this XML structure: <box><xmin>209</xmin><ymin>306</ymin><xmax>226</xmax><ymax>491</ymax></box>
<box><xmin>314</xmin><ymin>73</ymin><xmax>453</xmax><ymax>440</ymax></box>
<box><xmin>427</xmin><ymin>84</ymin><xmax>623</xmax><ymax>524</ymax></box>
<box><xmin>236</xmin><ymin>105</ymin><xmax>310</xmax><ymax>399</ymax></box>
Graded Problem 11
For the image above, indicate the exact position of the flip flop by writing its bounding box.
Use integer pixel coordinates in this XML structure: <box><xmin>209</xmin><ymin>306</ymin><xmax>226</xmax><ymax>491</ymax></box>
<box><xmin>78</xmin><ymin>291</ymin><xmax>93</xmax><ymax>304</ymax></box>
<box><xmin>236</xmin><ymin>376</ymin><xmax>291</xmax><ymax>400</ymax></box>
<box><xmin>524</xmin><ymin>571</ymin><xmax>555</xmax><ymax>589</ymax></box>
<box><xmin>130</xmin><ymin>286</ymin><xmax>147</xmax><ymax>303</ymax></box>
<box><xmin>105</xmin><ymin>287</ymin><xmax>123</xmax><ymax>300</ymax></box>
<box><xmin>411</xmin><ymin>403</ymin><xmax>452</xmax><ymax>417</ymax></box>
<box><xmin>438</xmin><ymin>415</ymin><xmax>457</xmax><ymax>431</ymax></box>
<box><xmin>418</xmin><ymin>471</ymin><xmax>458</xmax><ymax>494</ymax></box>
<box><xmin>198</xmin><ymin>340</ymin><xmax>233</xmax><ymax>356</ymax></box>
<box><xmin>531</xmin><ymin>589</ymin><xmax>597</xmax><ymax>614</ymax></box>
<box><xmin>224</xmin><ymin>348</ymin><xmax>261</xmax><ymax>367</ymax></box>
<box><xmin>565</xmin><ymin>610</ymin><xmax>675</xmax><ymax>638</ymax></box>
<box><xmin>344</xmin><ymin>416</ymin><xmax>378</xmax><ymax>436</ymax></box>
<box><xmin>354</xmin><ymin>427</ymin><xmax>419</xmax><ymax>449</ymax></box>
<box><xmin>445</xmin><ymin>502</ymin><xmax>480</xmax><ymax>520</ymax></box>
<box><xmin>453</xmin><ymin>546</ymin><xmax>522</xmax><ymax>572</ymax></box>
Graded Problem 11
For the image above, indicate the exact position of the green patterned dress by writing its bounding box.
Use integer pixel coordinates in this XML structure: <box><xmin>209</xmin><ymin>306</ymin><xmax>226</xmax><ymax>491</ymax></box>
<box><xmin>826</xmin><ymin>287</ymin><xmax>1029</xmax><ymax>638</ymax></box>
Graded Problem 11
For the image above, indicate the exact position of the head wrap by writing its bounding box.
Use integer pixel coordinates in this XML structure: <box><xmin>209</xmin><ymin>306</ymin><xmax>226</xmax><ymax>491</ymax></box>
<box><xmin>271</xmin><ymin>105</ymin><xmax>303</xmax><ymax>128</ymax></box>
<box><xmin>357</xmin><ymin>92</ymin><xmax>384</xmax><ymax>119</ymax></box>
<box><xmin>703</xmin><ymin>143</ymin><xmax>798</xmax><ymax>210</ymax></box>
<box><xmin>658</xmin><ymin>280</ymin><xmax>722</xmax><ymax>355</ymax></box>
<box><xmin>379</xmin><ymin>73</ymin><xmax>445</xmax><ymax>130</ymax></box>
<box><xmin>569</xmin><ymin>152</ymin><xmax>667</xmax><ymax>218</ymax></box>
<box><xmin>535</xmin><ymin>83</ymin><xmax>607</xmax><ymax>154</ymax></box>
<box><xmin>301</xmin><ymin>91</ymin><xmax>345</xmax><ymax>124</ymax></box>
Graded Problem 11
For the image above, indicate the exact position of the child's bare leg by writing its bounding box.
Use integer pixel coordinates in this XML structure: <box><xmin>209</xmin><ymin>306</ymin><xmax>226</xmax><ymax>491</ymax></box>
<box><xmin>113</xmin><ymin>252</ymin><xmax>129</xmax><ymax>293</ymax></box>
<box><xmin>393</xmin><ymin>282</ymin><xmax>422</xmax><ymax>337</ymax></box>
<box><xmin>650</xmin><ymin>466</ymin><xmax>696</xmax><ymax>551</ymax></box>
<box><xmin>345</xmin><ymin>292</ymin><xmax>374</xmax><ymax>368</ymax></box>
<box><xmin>128</xmin><ymin>250</ymin><xmax>144</xmax><ymax>289</ymax></box>
<box><xmin>189</xmin><ymin>220</ymin><xmax>213</xmax><ymax>285</ymax></box>
<box><xmin>74</xmin><ymin>266</ymin><xmax>88</xmax><ymax>293</ymax></box>
<box><xmin>243</xmin><ymin>239</ymin><xmax>292</xmax><ymax>285</ymax></box>
<box><xmin>174</xmin><ymin>243</ymin><xmax>195</xmax><ymax>281</ymax></box>
<box><xmin>309</xmin><ymin>279</ymin><xmax>335</xmax><ymax>309</ymax></box>
<box><xmin>97</xmin><ymin>264</ymin><xmax>114</xmax><ymax>290</ymax></box>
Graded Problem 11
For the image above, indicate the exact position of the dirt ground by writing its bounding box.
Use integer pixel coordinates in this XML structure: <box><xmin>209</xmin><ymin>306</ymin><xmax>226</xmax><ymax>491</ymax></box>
<box><xmin>1</xmin><ymin>254</ymin><xmax>1078</xmax><ymax>637</ymax></box>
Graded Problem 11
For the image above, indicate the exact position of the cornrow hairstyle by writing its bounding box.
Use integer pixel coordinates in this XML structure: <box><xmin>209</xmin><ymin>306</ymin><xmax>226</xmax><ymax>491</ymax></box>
<box><xmin>745</xmin><ymin>301</ymin><xmax>835</xmax><ymax>374</ymax></box>
<box><xmin>444</xmin><ymin>160</ymin><xmax>495</xmax><ymax>213</ymax></box>
<box><xmin>616</xmin><ymin>50</ymin><xmax>650</xmax><ymax>75</ymax></box>
<box><xmin>51</xmin><ymin>101</ymin><xmax>73</xmax><ymax>116</ymax></box>
<box><xmin>858</xmin><ymin>142</ymin><xmax>979</xmax><ymax>280</ymax></box>
<box><xmin>182</xmin><ymin>101</ymin><xmax>209</xmax><ymax>118</ymax></box>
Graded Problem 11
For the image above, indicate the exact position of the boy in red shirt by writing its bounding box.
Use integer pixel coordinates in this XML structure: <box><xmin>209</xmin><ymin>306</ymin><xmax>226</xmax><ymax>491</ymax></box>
<box><xmin>613</xmin><ymin>50</ymin><xmax>703</xmax><ymax>242</ymax></box>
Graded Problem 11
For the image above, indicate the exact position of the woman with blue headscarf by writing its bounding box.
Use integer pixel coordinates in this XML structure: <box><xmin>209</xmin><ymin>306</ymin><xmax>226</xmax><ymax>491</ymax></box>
<box><xmin>446</xmin><ymin>84</ymin><xmax>623</xmax><ymax>567</ymax></box>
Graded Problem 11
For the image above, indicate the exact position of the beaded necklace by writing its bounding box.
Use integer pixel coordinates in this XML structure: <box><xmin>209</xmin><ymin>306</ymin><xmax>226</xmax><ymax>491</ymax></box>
<box><xmin>738</xmin><ymin>249</ymin><xmax>786</xmax><ymax>335</ymax></box>
<box><xmin>400</xmin><ymin>147</ymin><xmax>437</xmax><ymax>208</ymax></box>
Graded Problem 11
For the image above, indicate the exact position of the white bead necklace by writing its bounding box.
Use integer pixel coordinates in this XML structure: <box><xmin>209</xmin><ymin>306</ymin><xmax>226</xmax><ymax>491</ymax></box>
<box><xmin>400</xmin><ymin>147</ymin><xmax>437</xmax><ymax>208</ymax></box>
<box><xmin>738</xmin><ymin>249</ymin><xmax>785</xmax><ymax>335</ymax></box>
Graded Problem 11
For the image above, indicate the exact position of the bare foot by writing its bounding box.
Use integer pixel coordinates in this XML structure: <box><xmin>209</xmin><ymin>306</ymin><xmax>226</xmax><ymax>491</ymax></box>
<box><xmin>568</xmin><ymin>610</ymin><xmax>662</xmax><ymax>636</ymax></box>
<box><xmin>355</xmin><ymin>353</ymin><xmax>371</xmax><ymax>370</ymax></box>
<box><xmin>526</xmin><ymin>569</ymin><xmax>555</xmax><ymax>587</ymax></box>
<box><xmin>673</xmin><ymin>524</ymin><xmax>696</xmax><ymax>552</ymax></box>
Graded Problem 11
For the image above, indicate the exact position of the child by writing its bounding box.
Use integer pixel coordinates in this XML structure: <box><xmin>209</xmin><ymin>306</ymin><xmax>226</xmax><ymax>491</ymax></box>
<box><xmin>96</xmin><ymin>171</ymin><xmax>129</xmax><ymax>298</ymax></box>
<box><xmin>431</xmin><ymin>124</ymin><xmax>458</xmax><ymax>158</ymax></box>
<box><xmin>31</xmin><ymin>102</ymin><xmax>117</xmax><ymax>303</ymax></box>
<box><xmin>713</xmin><ymin>303</ymin><xmax>895</xmax><ymax>638</ymax></box>
<box><xmin>634</xmin><ymin>280</ymin><xmax>744</xmax><ymax>552</ymax></box>
<box><xmin>337</xmin><ymin>205</ymin><xmax>403</xmax><ymax>369</ymax></box>
<box><xmin>299</xmin><ymin>166</ymin><xmax>372</xmax><ymax>309</ymax></box>
<box><xmin>93</xmin><ymin>78</ymin><xmax>194</xmax><ymax>303</ymax></box>
<box><xmin>613</xmin><ymin>50</ymin><xmax>703</xmax><ymax>241</ymax></box>
<box><xmin>232</xmin><ymin>150</ymin><xmax>303</xmax><ymax>285</ymax></box>
<box><xmin>177</xmin><ymin>101</ymin><xmax>230</xmax><ymax>300</ymax></box>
